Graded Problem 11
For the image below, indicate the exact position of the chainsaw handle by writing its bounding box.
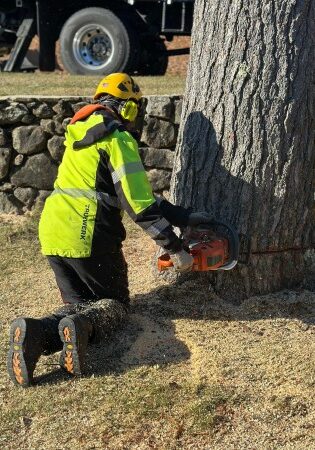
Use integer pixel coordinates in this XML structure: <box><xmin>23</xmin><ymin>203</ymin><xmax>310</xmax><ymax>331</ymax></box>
<box><xmin>157</xmin><ymin>253</ymin><xmax>174</xmax><ymax>270</ymax></box>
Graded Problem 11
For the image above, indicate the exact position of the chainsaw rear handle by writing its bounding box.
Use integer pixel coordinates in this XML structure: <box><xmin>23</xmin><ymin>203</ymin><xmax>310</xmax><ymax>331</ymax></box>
<box><xmin>157</xmin><ymin>252</ymin><xmax>199</xmax><ymax>271</ymax></box>
<box><xmin>158</xmin><ymin>254</ymin><xmax>174</xmax><ymax>269</ymax></box>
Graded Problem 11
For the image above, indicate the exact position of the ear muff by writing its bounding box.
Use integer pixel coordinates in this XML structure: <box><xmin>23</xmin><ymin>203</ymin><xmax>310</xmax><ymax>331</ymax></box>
<box><xmin>119</xmin><ymin>100</ymin><xmax>139</xmax><ymax>122</ymax></box>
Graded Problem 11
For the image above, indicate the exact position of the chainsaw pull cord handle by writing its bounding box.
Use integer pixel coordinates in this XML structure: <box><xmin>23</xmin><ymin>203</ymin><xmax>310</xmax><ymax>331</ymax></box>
<box><xmin>205</xmin><ymin>220</ymin><xmax>239</xmax><ymax>270</ymax></box>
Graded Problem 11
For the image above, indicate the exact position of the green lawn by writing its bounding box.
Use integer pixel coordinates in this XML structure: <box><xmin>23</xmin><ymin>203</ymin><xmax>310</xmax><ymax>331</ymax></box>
<box><xmin>0</xmin><ymin>73</ymin><xmax>186</xmax><ymax>97</ymax></box>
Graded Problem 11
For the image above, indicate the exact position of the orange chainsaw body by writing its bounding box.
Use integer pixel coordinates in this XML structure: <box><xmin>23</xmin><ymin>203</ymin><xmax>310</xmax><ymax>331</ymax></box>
<box><xmin>158</xmin><ymin>234</ymin><xmax>230</xmax><ymax>272</ymax></box>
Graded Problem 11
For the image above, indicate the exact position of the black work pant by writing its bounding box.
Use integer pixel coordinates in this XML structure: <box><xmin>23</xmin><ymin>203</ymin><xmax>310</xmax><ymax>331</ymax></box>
<box><xmin>47</xmin><ymin>250</ymin><xmax>129</xmax><ymax>306</ymax></box>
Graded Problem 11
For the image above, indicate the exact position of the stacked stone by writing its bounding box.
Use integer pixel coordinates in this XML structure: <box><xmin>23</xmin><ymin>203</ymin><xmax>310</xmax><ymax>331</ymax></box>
<box><xmin>139</xmin><ymin>95</ymin><xmax>182</xmax><ymax>197</ymax></box>
<box><xmin>0</xmin><ymin>95</ymin><xmax>182</xmax><ymax>214</ymax></box>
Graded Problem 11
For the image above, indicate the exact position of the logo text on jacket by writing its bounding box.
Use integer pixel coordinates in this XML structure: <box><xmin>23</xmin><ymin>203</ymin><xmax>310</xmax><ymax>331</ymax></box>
<box><xmin>80</xmin><ymin>204</ymin><xmax>90</xmax><ymax>240</ymax></box>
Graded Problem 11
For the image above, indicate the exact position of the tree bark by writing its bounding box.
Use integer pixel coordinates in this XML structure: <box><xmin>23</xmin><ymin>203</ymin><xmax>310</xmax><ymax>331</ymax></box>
<box><xmin>170</xmin><ymin>0</ymin><xmax>315</xmax><ymax>299</ymax></box>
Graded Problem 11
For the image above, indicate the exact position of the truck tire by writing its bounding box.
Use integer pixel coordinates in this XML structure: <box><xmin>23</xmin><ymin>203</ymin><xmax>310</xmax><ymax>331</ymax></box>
<box><xmin>59</xmin><ymin>7</ymin><xmax>138</xmax><ymax>76</ymax></box>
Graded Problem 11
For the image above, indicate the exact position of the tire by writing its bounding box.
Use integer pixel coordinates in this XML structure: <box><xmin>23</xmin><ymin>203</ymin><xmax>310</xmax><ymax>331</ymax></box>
<box><xmin>59</xmin><ymin>7</ymin><xmax>138</xmax><ymax>76</ymax></box>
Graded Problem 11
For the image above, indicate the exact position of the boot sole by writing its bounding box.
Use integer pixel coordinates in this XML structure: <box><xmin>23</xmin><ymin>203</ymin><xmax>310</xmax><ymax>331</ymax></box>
<box><xmin>7</xmin><ymin>319</ymin><xmax>32</xmax><ymax>387</ymax></box>
<box><xmin>58</xmin><ymin>318</ymin><xmax>83</xmax><ymax>376</ymax></box>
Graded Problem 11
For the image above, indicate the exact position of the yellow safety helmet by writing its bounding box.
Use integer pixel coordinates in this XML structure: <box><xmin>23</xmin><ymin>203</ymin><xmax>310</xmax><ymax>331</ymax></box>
<box><xmin>94</xmin><ymin>73</ymin><xmax>142</xmax><ymax>102</ymax></box>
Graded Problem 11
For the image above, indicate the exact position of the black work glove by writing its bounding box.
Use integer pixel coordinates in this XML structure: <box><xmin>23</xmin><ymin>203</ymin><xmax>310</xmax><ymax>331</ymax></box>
<box><xmin>187</xmin><ymin>211</ymin><xmax>214</xmax><ymax>226</ymax></box>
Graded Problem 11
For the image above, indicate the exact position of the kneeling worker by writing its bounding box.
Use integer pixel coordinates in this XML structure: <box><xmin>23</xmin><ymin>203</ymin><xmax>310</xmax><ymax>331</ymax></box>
<box><xmin>7</xmin><ymin>73</ymin><xmax>211</xmax><ymax>387</ymax></box>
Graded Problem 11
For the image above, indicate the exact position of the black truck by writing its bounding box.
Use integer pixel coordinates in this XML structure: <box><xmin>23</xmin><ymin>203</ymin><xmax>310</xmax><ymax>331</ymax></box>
<box><xmin>0</xmin><ymin>0</ymin><xmax>194</xmax><ymax>75</ymax></box>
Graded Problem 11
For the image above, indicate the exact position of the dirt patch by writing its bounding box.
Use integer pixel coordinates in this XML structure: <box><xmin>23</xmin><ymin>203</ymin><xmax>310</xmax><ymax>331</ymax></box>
<box><xmin>165</xmin><ymin>36</ymin><xmax>190</xmax><ymax>75</ymax></box>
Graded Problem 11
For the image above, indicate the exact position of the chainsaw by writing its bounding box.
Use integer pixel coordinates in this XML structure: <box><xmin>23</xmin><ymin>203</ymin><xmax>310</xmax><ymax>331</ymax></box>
<box><xmin>158</xmin><ymin>220</ymin><xmax>239</xmax><ymax>272</ymax></box>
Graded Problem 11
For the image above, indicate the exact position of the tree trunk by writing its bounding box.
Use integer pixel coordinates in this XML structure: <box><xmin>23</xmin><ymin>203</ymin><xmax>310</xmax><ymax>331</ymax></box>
<box><xmin>170</xmin><ymin>0</ymin><xmax>315</xmax><ymax>299</ymax></box>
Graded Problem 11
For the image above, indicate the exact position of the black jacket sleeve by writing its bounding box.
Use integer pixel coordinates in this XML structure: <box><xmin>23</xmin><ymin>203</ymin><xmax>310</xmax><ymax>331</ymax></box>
<box><xmin>155</xmin><ymin>197</ymin><xmax>191</xmax><ymax>228</ymax></box>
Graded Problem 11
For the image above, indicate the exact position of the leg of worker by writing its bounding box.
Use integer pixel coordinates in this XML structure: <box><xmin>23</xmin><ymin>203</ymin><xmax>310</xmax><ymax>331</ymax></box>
<box><xmin>7</xmin><ymin>306</ymin><xmax>82</xmax><ymax>388</ymax></box>
<box><xmin>7</xmin><ymin>257</ymin><xmax>92</xmax><ymax>388</ymax></box>
<box><xmin>58</xmin><ymin>250</ymin><xmax>129</xmax><ymax>375</ymax></box>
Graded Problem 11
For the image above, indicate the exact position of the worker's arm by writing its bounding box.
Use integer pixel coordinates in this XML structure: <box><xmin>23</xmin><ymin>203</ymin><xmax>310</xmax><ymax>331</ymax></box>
<box><xmin>155</xmin><ymin>196</ymin><xmax>215</xmax><ymax>228</ymax></box>
<box><xmin>99</xmin><ymin>131</ymin><xmax>183</xmax><ymax>252</ymax></box>
<box><xmin>155</xmin><ymin>196</ymin><xmax>191</xmax><ymax>228</ymax></box>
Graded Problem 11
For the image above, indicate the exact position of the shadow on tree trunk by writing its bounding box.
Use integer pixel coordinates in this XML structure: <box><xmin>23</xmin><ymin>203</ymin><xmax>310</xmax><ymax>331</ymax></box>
<box><xmin>170</xmin><ymin>112</ymin><xmax>314</xmax><ymax>300</ymax></box>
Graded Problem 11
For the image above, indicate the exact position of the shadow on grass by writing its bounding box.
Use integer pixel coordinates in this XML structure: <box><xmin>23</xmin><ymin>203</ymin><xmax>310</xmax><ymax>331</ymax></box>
<box><xmin>34</xmin><ymin>300</ymin><xmax>191</xmax><ymax>386</ymax></box>
<box><xmin>33</xmin><ymin>275</ymin><xmax>314</xmax><ymax>386</ymax></box>
<box><xmin>88</xmin><ymin>275</ymin><xmax>314</xmax><ymax>377</ymax></box>
<box><xmin>35</xmin><ymin>367</ymin><xmax>70</xmax><ymax>386</ymax></box>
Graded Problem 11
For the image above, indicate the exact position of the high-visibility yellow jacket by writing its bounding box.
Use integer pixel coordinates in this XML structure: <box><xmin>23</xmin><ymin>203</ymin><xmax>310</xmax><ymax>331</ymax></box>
<box><xmin>39</xmin><ymin>106</ymin><xmax>186</xmax><ymax>258</ymax></box>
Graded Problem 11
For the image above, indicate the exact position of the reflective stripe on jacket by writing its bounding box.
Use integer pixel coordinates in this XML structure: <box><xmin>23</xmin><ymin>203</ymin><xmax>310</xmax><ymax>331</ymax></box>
<box><xmin>39</xmin><ymin>108</ymin><xmax>183</xmax><ymax>257</ymax></box>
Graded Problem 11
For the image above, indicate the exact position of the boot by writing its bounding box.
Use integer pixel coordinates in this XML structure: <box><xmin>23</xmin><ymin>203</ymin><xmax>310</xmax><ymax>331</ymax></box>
<box><xmin>41</xmin><ymin>304</ymin><xmax>79</xmax><ymax>355</ymax></box>
<box><xmin>7</xmin><ymin>318</ymin><xmax>47</xmax><ymax>388</ymax></box>
<box><xmin>7</xmin><ymin>305</ymin><xmax>77</xmax><ymax>388</ymax></box>
<box><xmin>58</xmin><ymin>314</ymin><xmax>92</xmax><ymax>376</ymax></box>
<box><xmin>59</xmin><ymin>299</ymin><xmax>128</xmax><ymax>376</ymax></box>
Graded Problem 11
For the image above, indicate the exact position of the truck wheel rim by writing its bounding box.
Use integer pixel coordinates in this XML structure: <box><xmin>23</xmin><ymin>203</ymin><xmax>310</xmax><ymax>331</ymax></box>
<box><xmin>73</xmin><ymin>24</ymin><xmax>114</xmax><ymax>70</ymax></box>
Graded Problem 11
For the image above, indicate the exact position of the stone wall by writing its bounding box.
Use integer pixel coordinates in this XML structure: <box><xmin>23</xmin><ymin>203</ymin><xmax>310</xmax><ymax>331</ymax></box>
<box><xmin>0</xmin><ymin>95</ymin><xmax>182</xmax><ymax>214</ymax></box>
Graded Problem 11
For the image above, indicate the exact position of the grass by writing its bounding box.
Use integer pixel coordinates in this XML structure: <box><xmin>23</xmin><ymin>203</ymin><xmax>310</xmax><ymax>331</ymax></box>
<box><xmin>0</xmin><ymin>213</ymin><xmax>315</xmax><ymax>449</ymax></box>
<box><xmin>0</xmin><ymin>73</ymin><xmax>186</xmax><ymax>97</ymax></box>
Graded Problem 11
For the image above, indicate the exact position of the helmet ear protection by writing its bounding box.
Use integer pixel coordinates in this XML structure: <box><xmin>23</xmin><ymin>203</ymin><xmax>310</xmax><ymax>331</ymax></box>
<box><xmin>118</xmin><ymin>99</ymin><xmax>139</xmax><ymax>122</ymax></box>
